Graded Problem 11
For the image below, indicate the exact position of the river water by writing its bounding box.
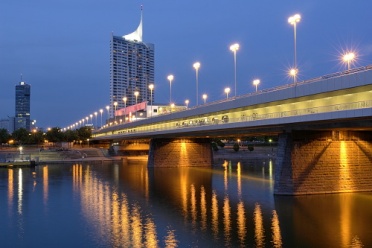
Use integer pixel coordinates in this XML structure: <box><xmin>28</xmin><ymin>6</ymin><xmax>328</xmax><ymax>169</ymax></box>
<box><xmin>1</xmin><ymin>158</ymin><xmax>371</xmax><ymax>247</ymax></box>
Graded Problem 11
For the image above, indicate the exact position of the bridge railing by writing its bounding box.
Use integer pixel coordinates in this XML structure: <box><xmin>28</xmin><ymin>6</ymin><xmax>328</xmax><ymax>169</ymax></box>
<box><xmin>94</xmin><ymin>99</ymin><xmax>372</xmax><ymax>138</ymax></box>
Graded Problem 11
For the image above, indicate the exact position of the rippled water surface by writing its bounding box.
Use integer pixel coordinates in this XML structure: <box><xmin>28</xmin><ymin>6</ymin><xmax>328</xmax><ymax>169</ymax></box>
<box><xmin>1</xmin><ymin>158</ymin><xmax>372</xmax><ymax>247</ymax></box>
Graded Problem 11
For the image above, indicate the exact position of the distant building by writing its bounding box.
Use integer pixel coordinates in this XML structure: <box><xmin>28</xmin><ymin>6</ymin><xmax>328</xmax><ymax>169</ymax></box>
<box><xmin>15</xmin><ymin>81</ymin><xmax>31</xmax><ymax>131</ymax></box>
<box><xmin>109</xmin><ymin>7</ymin><xmax>155</xmax><ymax>118</ymax></box>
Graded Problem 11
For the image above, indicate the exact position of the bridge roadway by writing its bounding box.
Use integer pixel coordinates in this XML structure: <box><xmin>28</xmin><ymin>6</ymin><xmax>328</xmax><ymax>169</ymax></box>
<box><xmin>93</xmin><ymin>65</ymin><xmax>372</xmax><ymax>140</ymax></box>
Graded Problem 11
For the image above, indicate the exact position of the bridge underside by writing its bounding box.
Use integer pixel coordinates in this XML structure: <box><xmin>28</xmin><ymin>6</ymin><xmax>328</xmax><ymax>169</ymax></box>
<box><xmin>274</xmin><ymin>130</ymin><xmax>372</xmax><ymax>195</ymax></box>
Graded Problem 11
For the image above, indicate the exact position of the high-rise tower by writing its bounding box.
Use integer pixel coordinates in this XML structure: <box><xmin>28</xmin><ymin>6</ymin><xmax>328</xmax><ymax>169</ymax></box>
<box><xmin>110</xmin><ymin>7</ymin><xmax>155</xmax><ymax>118</ymax></box>
<box><xmin>15</xmin><ymin>81</ymin><xmax>31</xmax><ymax>131</ymax></box>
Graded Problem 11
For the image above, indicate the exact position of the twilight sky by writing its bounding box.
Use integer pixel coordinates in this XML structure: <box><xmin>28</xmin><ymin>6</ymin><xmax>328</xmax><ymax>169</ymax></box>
<box><xmin>1</xmin><ymin>0</ymin><xmax>371</xmax><ymax>129</ymax></box>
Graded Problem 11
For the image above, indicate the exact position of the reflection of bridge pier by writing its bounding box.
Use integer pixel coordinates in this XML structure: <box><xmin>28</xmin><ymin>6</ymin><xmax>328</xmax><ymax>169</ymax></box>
<box><xmin>275</xmin><ymin>130</ymin><xmax>372</xmax><ymax>195</ymax></box>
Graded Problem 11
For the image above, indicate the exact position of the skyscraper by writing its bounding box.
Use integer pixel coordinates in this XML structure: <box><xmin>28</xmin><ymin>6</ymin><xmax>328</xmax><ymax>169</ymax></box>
<box><xmin>15</xmin><ymin>81</ymin><xmax>31</xmax><ymax>131</ymax></box>
<box><xmin>110</xmin><ymin>7</ymin><xmax>155</xmax><ymax>118</ymax></box>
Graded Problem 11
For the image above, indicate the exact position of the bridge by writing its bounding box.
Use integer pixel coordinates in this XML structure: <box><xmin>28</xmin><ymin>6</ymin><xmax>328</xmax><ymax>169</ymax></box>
<box><xmin>93</xmin><ymin>65</ymin><xmax>372</xmax><ymax>195</ymax></box>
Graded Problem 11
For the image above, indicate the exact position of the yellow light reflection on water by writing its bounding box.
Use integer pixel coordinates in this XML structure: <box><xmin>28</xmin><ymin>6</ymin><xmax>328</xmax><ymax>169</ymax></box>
<box><xmin>144</xmin><ymin>218</ymin><xmax>159</xmax><ymax>247</ymax></box>
<box><xmin>223</xmin><ymin>196</ymin><xmax>231</xmax><ymax>245</ymax></box>
<box><xmin>237</xmin><ymin>162</ymin><xmax>242</xmax><ymax>196</ymax></box>
<box><xmin>339</xmin><ymin>141</ymin><xmax>353</xmax><ymax>192</ymax></box>
<box><xmin>200</xmin><ymin>186</ymin><xmax>207</xmax><ymax>231</ymax></box>
<box><xmin>254</xmin><ymin>203</ymin><xmax>265</xmax><ymax>248</ymax></box>
<box><xmin>120</xmin><ymin>194</ymin><xmax>131</xmax><ymax>246</ymax></box>
<box><xmin>164</xmin><ymin>228</ymin><xmax>178</xmax><ymax>248</ymax></box>
<box><xmin>43</xmin><ymin>166</ymin><xmax>48</xmax><ymax>204</ymax></box>
<box><xmin>131</xmin><ymin>204</ymin><xmax>143</xmax><ymax>247</ymax></box>
<box><xmin>8</xmin><ymin>169</ymin><xmax>14</xmax><ymax>210</ymax></box>
<box><xmin>18</xmin><ymin>169</ymin><xmax>23</xmax><ymax>215</ymax></box>
<box><xmin>237</xmin><ymin>200</ymin><xmax>247</xmax><ymax>246</ymax></box>
<box><xmin>271</xmin><ymin>210</ymin><xmax>282</xmax><ymax>248</ymax></box>
<box><xmin>190</xmin><ymin>184</ymin><xmax>197</xmax><ymax>227</ymax></box>
<box><xmin>211</xmin><ymin>190</ymin><xmax>219</xmax><ymax>238</ymax></box>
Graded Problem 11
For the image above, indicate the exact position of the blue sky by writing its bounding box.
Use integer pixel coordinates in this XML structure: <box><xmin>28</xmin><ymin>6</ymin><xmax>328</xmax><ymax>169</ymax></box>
<box><xmin>1</xmin><ymin>0</ymin><xmax>371</xmax><ymax>129</ymax></box>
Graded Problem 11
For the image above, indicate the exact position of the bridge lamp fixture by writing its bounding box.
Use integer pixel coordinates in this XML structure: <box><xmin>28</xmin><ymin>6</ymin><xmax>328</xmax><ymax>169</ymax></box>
<box><xmin>343</xmin><ymin>52</ymin><xmax>356</xmax><ymax>70</ymax></box>
<box><xmin>224</xmin><ymin>87</ymin><xmax>231</xmax><ymax>99</ymax></box>
<box><xmin>253</xmin><ymin>79</ymin><xmax>260</xmax><ymax>92</ymax></box>
<box><xmin>113</xmin><ymin>102</ymin><xmax>118</xmax><ymax>123</ymax></box>
<box><xmin>289</xmin><ymin>68</ymin><xmax>298</xmax><ymax>83</ymax></box>
<box><xmin>149</xmin><ymin>84</ymin><xmax>154</xmax><ymax>117</ymax></box>
<box><xmin>85</xmin><ymin>117</ymin><xmax>89</xmax><ymax>125</ymax></box>
<box><xmin>94</xmin><ymin>112</ymin><xmax>98</xmax><ymax>128</ymax></box>
<box><xmin>167</xmin><ymin>74</ymin><xmax>174</xmax><ymax>103</ymax></box>
<box><xmin>106</xmin><ymin>105</ymin><xmax>110</xmax><ymax>121</ymax></box>
<box><xmin>185</xmin><ymin>99</ymin><xmax>189</xmax><ymax>108</ymax></box>
<box><xmin>230</xmin><ymin>43</ymin><xmax>239</xmax><ymax>97</ymax></box>
<box><xmin>99</xmin><ymin>109</ymin><xmax>103</xmax><ymax>128</ymax></box>
<box><xmin>134</xmin><ymin>91</ymin><xmax>139</xmax><ymax>118</ymax></box>
<box><xmin>193</xmin><ymin>62</ymin><xmax>201</xmax><ymax>105</ymax></box>
<box><xmin>170</xmin><ymin>103</ymin><xmax>175</xmax><ymax>112</ymax></box>
<box><xmin>89</xmin><ymin>114</ymin><xmax>93</xmax><ymax>125</ymax></box>
<box><xmin>288</xmin><ymin>13</ymin><xmax>301</xmax><ymax>82</ymax></box>
<box><xmin>123</xmin><ymin>97</ymin><xmax>127</xmax><ymax>122</ymax></box>
<box><xmin>202</xmin><ymin>94</ymin><xmax>208</xmax><ymax>104</ymax></box>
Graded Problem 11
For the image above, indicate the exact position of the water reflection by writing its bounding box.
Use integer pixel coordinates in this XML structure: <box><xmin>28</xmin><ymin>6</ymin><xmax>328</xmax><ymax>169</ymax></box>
<box><xmin>1</xmin><ymin>159</ymin><xmax>372</xmax><ymax>247</ymax></box>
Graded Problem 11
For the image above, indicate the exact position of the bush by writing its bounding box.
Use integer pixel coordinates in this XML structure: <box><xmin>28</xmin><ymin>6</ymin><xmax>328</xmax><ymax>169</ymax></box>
<box><xmin>233</xmin><ymin>143</ymin><xmax>239</xmax><ymax>152</ymax></box>
<box><xmin>211</xmin><ymin>142</ymin><xmax>219</xmax><ymax>151</ymax></box>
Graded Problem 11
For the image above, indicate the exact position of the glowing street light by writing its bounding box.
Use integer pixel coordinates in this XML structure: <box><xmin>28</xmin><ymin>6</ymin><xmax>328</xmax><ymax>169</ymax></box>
<box><xmin>202</xmin><ymin>94</ymin><xmax>207</xmax><ymax>104</ymax></box>
<box><xmin>288</xmin><ymin>13</ymin><xmax>301</xmax><ymax>82</ymax></box>
<box><xmin>253</xmin><ymin>79</ymin><xmax>260</xmax><ymax>92</ymax></box>
<box><xmin>185</xmin><ymin>99</ymin><xmax>189</xmax><ymax>108</ymax></box>
<box><xmin>134</xmin><ymin>91</ymin><xmax>139</xmax><ymax>118</ymax></box>
<box><xmin>113</xmin><ymin>102</ymin><xmax>118</xmax><ymax>123</ymax></box>
<box><xmin>289</xmin><ymin>68</ymin><xmax>298</xmax><ymax>83</ymax></box>
<box><xmin>99</xmin><ymin>109</ymin><xmax>103</xmax><ymax>128</ymax></box>
<box><xmin>193</xmin><ymin>62</ymin><xmax>201</xmax><ymax>105</ymax></box>
<box><xmin>224</xmin><ymin>87</ymin><xmax>230</xmax><ymax>99</ymax></box>
<box><xmin>94</xmin><ymin>112</ymin><xmax>97</xmax><ymax>128</ymax></box>
<box><xmin>123</xmin><ymin>97</ymin><xmax>127</xmax><ymax>122</ymax></box>
<box><xmin>148</xmin><ymin>84</ymin><xmax>154</xmax><ymax>117</ymax></box>
<box><xmin>106</xmin><ymin>105</ymin><xmax>110</xmax><ymax>122</ymax></box>
<box><xmin>343</xmin><ymin>52</ymin><xmax>356</xmax><ymax>70</ymax></box>
<box><xmin>90</xmin><ymin>114</ymin><xmax>93</xmax><ymax>125</ymax></box>
<box><xmin>230</xmin><ymin>43</ymin><xmax>239</xmax><ymax>96</ymax></box>
<box><xmin>167</xmin><ymin>74</ymin><xmax>174</xmax><ymax>103</ymax></box>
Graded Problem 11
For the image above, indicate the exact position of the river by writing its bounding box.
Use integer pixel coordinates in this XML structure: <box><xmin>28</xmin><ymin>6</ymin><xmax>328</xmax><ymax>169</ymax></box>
<box><xmin>1</xmin><ymin>157</ymin><xmax>371</xmax><ymax>247</ymax></box>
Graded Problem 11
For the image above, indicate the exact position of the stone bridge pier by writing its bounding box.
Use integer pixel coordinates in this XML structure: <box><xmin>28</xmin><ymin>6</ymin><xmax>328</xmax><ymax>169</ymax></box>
<box><xmin>274</xmin><ymin>130</ymin><xmax>372</xmax><ymax>195</ymax></box>
<box><xmin>148</xmin><ymin>138</ymin><xmax>213</xmax><ymax>168</ymax></box>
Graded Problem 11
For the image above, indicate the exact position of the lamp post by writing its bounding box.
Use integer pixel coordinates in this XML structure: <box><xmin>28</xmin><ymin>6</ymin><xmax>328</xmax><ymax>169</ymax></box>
<box><xmin>106</xmin><ymin>105</ymin><xmax>110</xmax><ymax>122</ymax></box>
<box><xmin>288</xmin><ymin>13</ymin><xmax>301</xmax><ymax>82</ymax></box>
<box><xmin>134</xmin><ymin>91</ymin><xmax>139</xmax><ymax>119</ymax></box>
<box><xmin>82</xmin><ymin>118</ymin><xmax>85</xmax><ymax>127</ymax></box>
<box><xmin>202</xmin><ymin>94</ymin><xmax>207</xmax><ymax>104</ymax></box>
<box><xmin>230</xmin><ymin>43</ymin><xmax>239</xmax><ymax>96</ymax></box>
<box><xmin>193</xmin><ymin>62</ymin><xmax>200</xmax><ymax>105</ymax></box>
<box><xmin>123</xmin><ymin>97</ymin><xmax>127</xmax><ymax>122</ymax></box>
<box><xmin>343</xmin><ymin>52</ymin><xmax>355</xmax><ymax>70</ymax></box>
<box><xmin>89</xmin><ymin>114</ymin><xmax>93</xmax><ymax>125</ymax></box>
<box><xmin>224</xmin><ymin>87</ymin><xmax>230</xmax><ymax>99</ymax></box>
<box><xmin>113</xmin><ymin>102</ymin><xmax>118</xmax><ymax>124</ymax></box>
<box><xmin>99</xmin><ymin>109</ymin><xmax>103</xmax><ymax>128</ymax></box>
<box><xmin>167</xmin><ymin>74</ymin><xmax>174</xmax><ymax>104</ymax></box>
<box><xmin>253</xmin><ymin>79</ymin><xmax>260</xmax><ymax>92</ymax></box>
<box><xmin>185</xmin><ymin>99</ymin><xmax>189</xmax><ymax>108</ymax></box>
<box><xmin>94</xmin><ymin>112</ymin><xmax>97</xmax><ymax>128</ymax></box>
<box><xmin>85</xmin><ymin>117</ymin><xmax>89</xmax><ymax>126</ymax></box>
<box><xmin>149</xmin><ymin>84</ymin><xmax>154</xmax><ymax>117</ymax></box>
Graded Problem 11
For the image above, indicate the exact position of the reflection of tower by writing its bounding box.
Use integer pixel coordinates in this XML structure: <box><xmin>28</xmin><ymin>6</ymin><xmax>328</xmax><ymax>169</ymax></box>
<box><xmin>15</xmin><ymin>81</ymin><xmax>31</xmax><ymax>131</ymax></box>
<box><xmin>109</xmin><ymin>6</ymin><xmax>154</xmax><ymax>118</ymax></box>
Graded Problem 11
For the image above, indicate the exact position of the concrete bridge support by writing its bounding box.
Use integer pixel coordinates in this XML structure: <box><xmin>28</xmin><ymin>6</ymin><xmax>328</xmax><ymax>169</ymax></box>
<box><xmin>274</xmin><ymin>130</ymin><xmax>372</xmax><ymax>195</ymax></box>
<box><xmin>148</xmin><ymin>138</ymin><xmax>213</xmax><ymax>168</ymax></box>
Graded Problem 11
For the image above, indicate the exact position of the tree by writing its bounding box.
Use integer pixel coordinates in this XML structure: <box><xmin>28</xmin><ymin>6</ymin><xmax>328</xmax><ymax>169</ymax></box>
<box><xmin>0</xmin><ymin>128</ymin><xmax>11</xmax><ymax>144</ymax></box>
<box><xmin>29</xmin><ymin>130</ymin><xmax>44</xmax><ymax>145</ymax></box>
<box><xmin>76</xmin><ymin>127</ymin><xmax>92</xmax><ymax>143</ymax></box>
<box><xmin>12</xmin><ymin>128</ymin><xmax>30</xmax><ymax>144</ymax></box>
<box><xmin>233</xmin><ymin>143</ymin><xmax>240</xmax><ymax>152</ymax></box>
<box><xmin>64</xmin><ymin>130</ymin><xmax>78</xmax><ymax>143</ymax></box>
<box><xmin>45</xmin><ymin>127</ymin><xmax>64</xmax><ymax>143</ymax></box>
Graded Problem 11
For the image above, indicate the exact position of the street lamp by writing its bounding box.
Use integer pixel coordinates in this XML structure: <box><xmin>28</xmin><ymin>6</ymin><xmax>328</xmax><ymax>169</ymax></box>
<box><xmin>202</xmin><ymin>94</ymin><xmax>207</xmax><ymax>104</ymax></box>
<box><xmin>288</xmin><ymin>13</ymin><xmax>301</xmax><ymax>82</ymax></box>
<box><xmin>167</xmin><ymin>74</ymin><xmax>174</xmax><ymax>103</ymax></box>
<box><xmin>94</xmin><ymin>112</ymin><xmax>97</xmax><ymax>128</ymax></box>
<box><xmin>99</xmin><ymin>109</ymin><xmax>103</xmax><ymax>128</ymax></box>
<box><xmin>253</xmin><ymin>79</ymin><xmax>260</xmax><ymax>92</ymax></box>
<box><xmin>193</xmin><ymin>62</ymin><xmax>200</xmax><ymax>105</ymax></box>
<box><xmin>149</xmin><ymin>84</ymin><xmax>154</xmax><ymax>117</ymax></box>
<box><xmin>230</xmin><ymin>43</ymin><xmax>239</xmax><ymax>96</ymax></box>
<box><xmin>185</xmin><ymin>99</ymin><xmax>189</xmax><ymax>108</ymax></box>
<box><xmin>123</xmin><ymin>97</ymin><xmax>127</xmax><ymax>122</ymax></box>
<box><xmin>106</xmin><ymin>105</ymin><xmax>110</xmax><ymax>122</ymax></box>
<box><xmin>224</xmin><ymin>87</ymin><xmax>230</xmax><ymax>99</ymax></box>
<box><xmin>134</xmin><ymin>91</ymin><xmax>139</xmax><ymax>119</ymax></box>
<box><xmin>289</xmin><ymin>68</ymin><xmax>298</xmax><ymax>83</ymax></box>
<box><xmin>343</xmin><ymin>52</ymin><xmax>355</xmax><ymax>70</ymax></box>
<box><xmin>113</xmin><ymin>102</ymin><xmax>118</xmax><ymax>123</ymax></box>
<box><xmin>90</xmin><ymin>114</ymin><xmax>93</xmax><ymax>125</ymax></box>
